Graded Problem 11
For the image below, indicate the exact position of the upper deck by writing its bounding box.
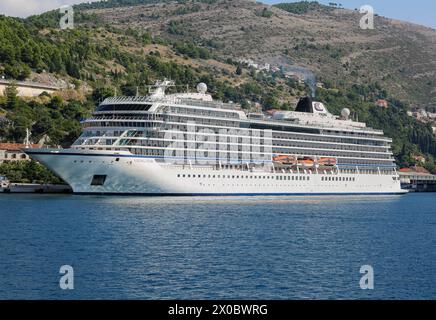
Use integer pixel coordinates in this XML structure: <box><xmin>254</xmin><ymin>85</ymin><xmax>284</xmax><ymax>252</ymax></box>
<box><xmin>95</xmin><ymin>80</ymin><xmax>385</xmax><ymax>137</ymax></box>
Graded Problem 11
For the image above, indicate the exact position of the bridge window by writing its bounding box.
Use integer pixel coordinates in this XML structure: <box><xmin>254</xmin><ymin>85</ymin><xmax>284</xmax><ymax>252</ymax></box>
<box><xmin>96</xmin><ymin>104</ymin><xmax>153</xmax><ymax>112</ymax></box>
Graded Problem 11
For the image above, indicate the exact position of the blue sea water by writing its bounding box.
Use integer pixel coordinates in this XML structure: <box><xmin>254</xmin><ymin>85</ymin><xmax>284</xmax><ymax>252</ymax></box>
<box><xmin>0</xmin><ymin>193</ymin><xmax>435</xmax><ymax>300</ymax></box>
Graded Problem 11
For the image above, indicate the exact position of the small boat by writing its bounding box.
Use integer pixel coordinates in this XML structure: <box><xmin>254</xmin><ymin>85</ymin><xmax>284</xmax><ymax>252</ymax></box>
<box><xmin>0</xmin><ymin>175</ymin><xmax>10</xmax><ymax>192</ymax></box>
<box><xmin>318</xmin><ymin>157</ymin><xmax>337</xmax><ymax>166</ymax></box>
<box><xmin>273</xmin><ymin>154</ymin><xmax>297</xmax><ymax>165</ymax></box>
<box><xmin>297</xmin><ymin>156</ymin><xmax>315</xmax><ymax>167</ymax></box>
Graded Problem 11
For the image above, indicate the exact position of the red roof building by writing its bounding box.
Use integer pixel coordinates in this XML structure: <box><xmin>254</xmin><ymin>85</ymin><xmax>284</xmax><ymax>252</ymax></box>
<box><xmin>0</xmin><ymin>143</ymin><xmax>40</xmax><ymax>151</ymax></box>
<box><xmin>399</xmin><ymin>166</ymin><xmax>430</xmax><ymax>174</ymax></box>
<box><xmin>0</xmin><ymin>143</ymin><xmax>40</xmax><ymax>163</ymax></box>
<box><xmin>376</xmin><ymin>99</ymin><xmax>388</xmax><ymax>108</ymax></box>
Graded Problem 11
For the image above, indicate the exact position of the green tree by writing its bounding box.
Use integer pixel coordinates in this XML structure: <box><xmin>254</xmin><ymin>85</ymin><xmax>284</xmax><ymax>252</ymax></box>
<box><xmin>92</xmin><ymin>86</ymin><xmax>115</xmax><ymax>102</ymax></box>
<box><xmin>4</xmin><ymin>82</ymin><xmax>19</xmax><ymax>108</ymax></box>
<box><xmin>236</xmin><ymin>65</ymin><xmax>243</xmax><ymax>76</ymax></box>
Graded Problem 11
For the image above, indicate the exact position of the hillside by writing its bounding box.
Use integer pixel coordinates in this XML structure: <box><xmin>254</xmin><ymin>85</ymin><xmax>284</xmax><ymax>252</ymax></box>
<box><xmin>76</xmin><ymin>0</ymin><xmax>436</xmax><ymax>109</ymax></box>
<box><xmin>0</xmin><ymin>0</ymin><xmax>436</xmax><ymax>181</ymax></box>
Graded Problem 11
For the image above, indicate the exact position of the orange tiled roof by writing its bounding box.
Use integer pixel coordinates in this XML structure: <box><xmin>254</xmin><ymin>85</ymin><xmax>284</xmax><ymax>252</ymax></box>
<box><xmin>414</xmin><ymin>166</ymin><xmax>430</xmax><ymax>174</ymax></box>
<box><xmin>0</xmin><ymin>143</ymin><xmax>40</xmax><ymax>151</ymax></box>
<box><xmin>376</xmin><ymin>99</ymin><xmax>388</xmax><ymax>107</ymax></box>
<box><xmin>399</xmin><ymin>166</ymin><xmax>429</xmax><ymax>174</ymax></box>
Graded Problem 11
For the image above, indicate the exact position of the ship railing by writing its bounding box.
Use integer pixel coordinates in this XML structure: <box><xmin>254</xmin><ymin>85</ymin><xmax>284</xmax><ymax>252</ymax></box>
<box><xmin>87</xmin><ymin>115</ymin><xmax>153</xmax><ymax>121</ymax></box>
<box><xmin>154</xmin><ymin>162</ymin><xmax>394</xmax><ymax>175</ymax></box>
<box><xmin>101</xmin><ymin>96</ymin><xmax>152</xmax><ymax>104</ymax></box>
<box><xmin>264</xmin><ymin>118</ymin><xmax>384</xmax><ymax>134</ymax></box>
<box><xmin>174</xmin><ymin>98</ymin><xmax>242</xmax><ymax>110</ymax></box>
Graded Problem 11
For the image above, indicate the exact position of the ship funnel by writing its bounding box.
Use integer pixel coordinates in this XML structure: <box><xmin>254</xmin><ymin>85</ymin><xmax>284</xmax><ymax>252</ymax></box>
<box><xmin>295</xmin><ymin>96</ymin><xmax>313</xmax><ymax>113</ymax></box>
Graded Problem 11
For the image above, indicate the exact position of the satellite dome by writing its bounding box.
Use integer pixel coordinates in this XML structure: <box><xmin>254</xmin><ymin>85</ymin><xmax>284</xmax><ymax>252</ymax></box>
<box><xmin>341</xmin><ymin>108</ymin><xmax>351</xmax><ymax>119</ymax></box>
<box><xmin>197</xmin><ymin>83</ymin><xmax>207</xmax><ymax>94</ymax></box>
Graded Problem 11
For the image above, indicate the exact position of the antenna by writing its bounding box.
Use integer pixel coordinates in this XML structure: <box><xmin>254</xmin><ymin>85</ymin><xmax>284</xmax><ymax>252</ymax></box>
<box><xmin>24</xmin><ymin>128</ymin><xmax>31</xmax><ymax>147</ymax></box>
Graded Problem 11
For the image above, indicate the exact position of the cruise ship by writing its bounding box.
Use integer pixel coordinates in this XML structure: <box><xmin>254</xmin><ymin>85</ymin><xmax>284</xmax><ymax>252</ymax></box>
<box><xmin>25</xmin><ymin>80</ymin><xmax>405</xmax><ymax>195</ymax></box>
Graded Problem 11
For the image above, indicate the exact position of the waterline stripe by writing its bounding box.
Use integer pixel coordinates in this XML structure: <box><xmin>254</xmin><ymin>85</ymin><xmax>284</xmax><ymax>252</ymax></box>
<box><xmin>74</xmin><ymin>192</ymin><xmax>408</xmax><ymax>196</ymax></box>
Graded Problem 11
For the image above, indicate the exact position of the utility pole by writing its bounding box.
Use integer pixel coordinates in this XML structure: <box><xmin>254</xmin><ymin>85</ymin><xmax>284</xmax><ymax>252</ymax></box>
<box><xmin>24</xmin><ymin>128</ymin><xmax>31</xmax><ymax>147</ymax></box>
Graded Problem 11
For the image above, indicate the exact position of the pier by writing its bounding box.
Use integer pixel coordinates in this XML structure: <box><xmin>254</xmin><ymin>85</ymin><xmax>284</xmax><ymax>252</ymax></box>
<box><xmin>0</xmin><ymin>178</ymin><xmax>72</xmax><ymax>194</ymax></box>
<box><xmin>399</xmin><ymin>172</ymin><xmax>436</xmax><ymax>192</ymax></box>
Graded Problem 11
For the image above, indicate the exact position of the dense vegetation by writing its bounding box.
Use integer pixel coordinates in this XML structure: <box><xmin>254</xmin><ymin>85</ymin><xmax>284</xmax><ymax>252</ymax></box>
<box><xmin>75</xmin><ymin>0</ymin><xmax>219</xmax><ymax>11</ymax></box>
<box><xmin>316</xmin><ymin>84</ymin><xmax>436</xmax><ymax>172</ymax></box>
<box><xmin>0</xmin><ymin>84</ymin><xmax>90</xmax><ymax>146</ymax></box>
<box><xmin>255</xmin><ymin>8</ymin><xmax>274</xmax><ymax>18</ymax></box>
<box><xmin>273</xmin><ymin>1</ymin><xmax>323</xmax><ymax>15</ymax></box>
<box><xmin>0</xmin><ymin>161</ymin><xmax>63</xmax><ymax>184</ymax></box>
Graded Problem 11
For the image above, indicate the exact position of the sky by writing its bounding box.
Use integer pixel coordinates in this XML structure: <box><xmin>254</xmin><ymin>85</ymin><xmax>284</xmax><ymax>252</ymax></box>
<box><xmin>0</xmin><ymin>0</ymin><xmax>434</xmax><ymax>29</ymax></box>
<box><xmin>0</xmin><ymin>0</ymin><xmax>94</xmax><ymax>18</ymax></box>
<box><xmin>264</xmin><ymin>0</ymin><xmax>436</xmax><ymax>29</ymax></box>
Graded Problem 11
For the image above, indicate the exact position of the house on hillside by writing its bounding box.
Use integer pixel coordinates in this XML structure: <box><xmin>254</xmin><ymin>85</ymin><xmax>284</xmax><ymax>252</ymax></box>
<box><xmin>0</xmin><ymin>143</ymin><xmax>40</xmax><ymax>163</ymax></box>
<box><xmin>410</xmin><ymin>108</ymin><xmax>431</xmax><ymax>123</ymax></box>
<box><xmin>376</xmin><ymin>99</ymin><xmax>388</xmax><ymax>108</ymax></box>
<box><xmin>412</xmin><ymin>155</ymin><xmax>426</xmax><ymax>164</ymax></box>
<box><xmin>399</xmin><ymin>166</ymin><xmax>429</xmax><ymax>174</ymax></box>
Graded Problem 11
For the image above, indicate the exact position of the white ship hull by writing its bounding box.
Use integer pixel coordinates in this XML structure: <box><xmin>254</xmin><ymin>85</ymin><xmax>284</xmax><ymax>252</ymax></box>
<box><xmin>26</xmin><ymin>149</ymin><xmax>406</xmax><ymax>196</ymax></box>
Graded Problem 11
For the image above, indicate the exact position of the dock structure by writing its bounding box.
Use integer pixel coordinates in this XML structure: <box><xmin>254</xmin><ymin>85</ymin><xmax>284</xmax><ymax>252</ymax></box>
<box><xmin>399</xmin><ymin>172</ymin><xmax>436</xmax><ymax>192</ymax></box>
<box><xmin>0</xmin><ymin>183</ymin><xmax>72</xmax><ymax>194</ymax></box>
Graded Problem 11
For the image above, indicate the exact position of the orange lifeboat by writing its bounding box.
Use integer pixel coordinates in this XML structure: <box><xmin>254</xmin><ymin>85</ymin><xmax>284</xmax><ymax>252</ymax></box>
<box><xmin>318</xmin><ymin>157</ymin><xmax>337</xmax><ymax>166</ymax></box>
<box><xmin>297</xmin><ymin>156</ymin><xmax>315</xmax><ymax>167</ymax></box>
<box><xmin>273</xmin><ymin>155</ymin><xmax>297</xmax><ymax>165</ymax></box>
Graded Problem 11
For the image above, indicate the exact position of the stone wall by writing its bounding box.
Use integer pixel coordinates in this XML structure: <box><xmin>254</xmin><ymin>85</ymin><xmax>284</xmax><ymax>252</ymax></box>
<box><xmin>0</xmin><ymin>81</ymin><xmax>58</xmax><ymax>97</ymax></box>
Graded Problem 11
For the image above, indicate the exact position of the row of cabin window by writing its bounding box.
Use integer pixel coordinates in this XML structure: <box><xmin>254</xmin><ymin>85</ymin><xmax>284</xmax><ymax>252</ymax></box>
<box><xmin>274</xmin><ymin>134</ymin><xmax>386</xmax><ymax>147</ymax></box>
<box><xmin>322</xmin><ymin>176</ymin><xmax>355</xmax><ymax>182</ymax></box>
<box><xmin>177</xmin><ymin>174</ymin><xmax>310</xmax><ymax>181</ymax></box>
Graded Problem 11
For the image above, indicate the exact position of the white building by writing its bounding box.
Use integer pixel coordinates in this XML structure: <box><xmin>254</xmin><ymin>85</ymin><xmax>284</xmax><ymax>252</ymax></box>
<box><xmin>0</xmin><ymin>143</ymin><xmax>40</xmax><ymax>163</ymax></box>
